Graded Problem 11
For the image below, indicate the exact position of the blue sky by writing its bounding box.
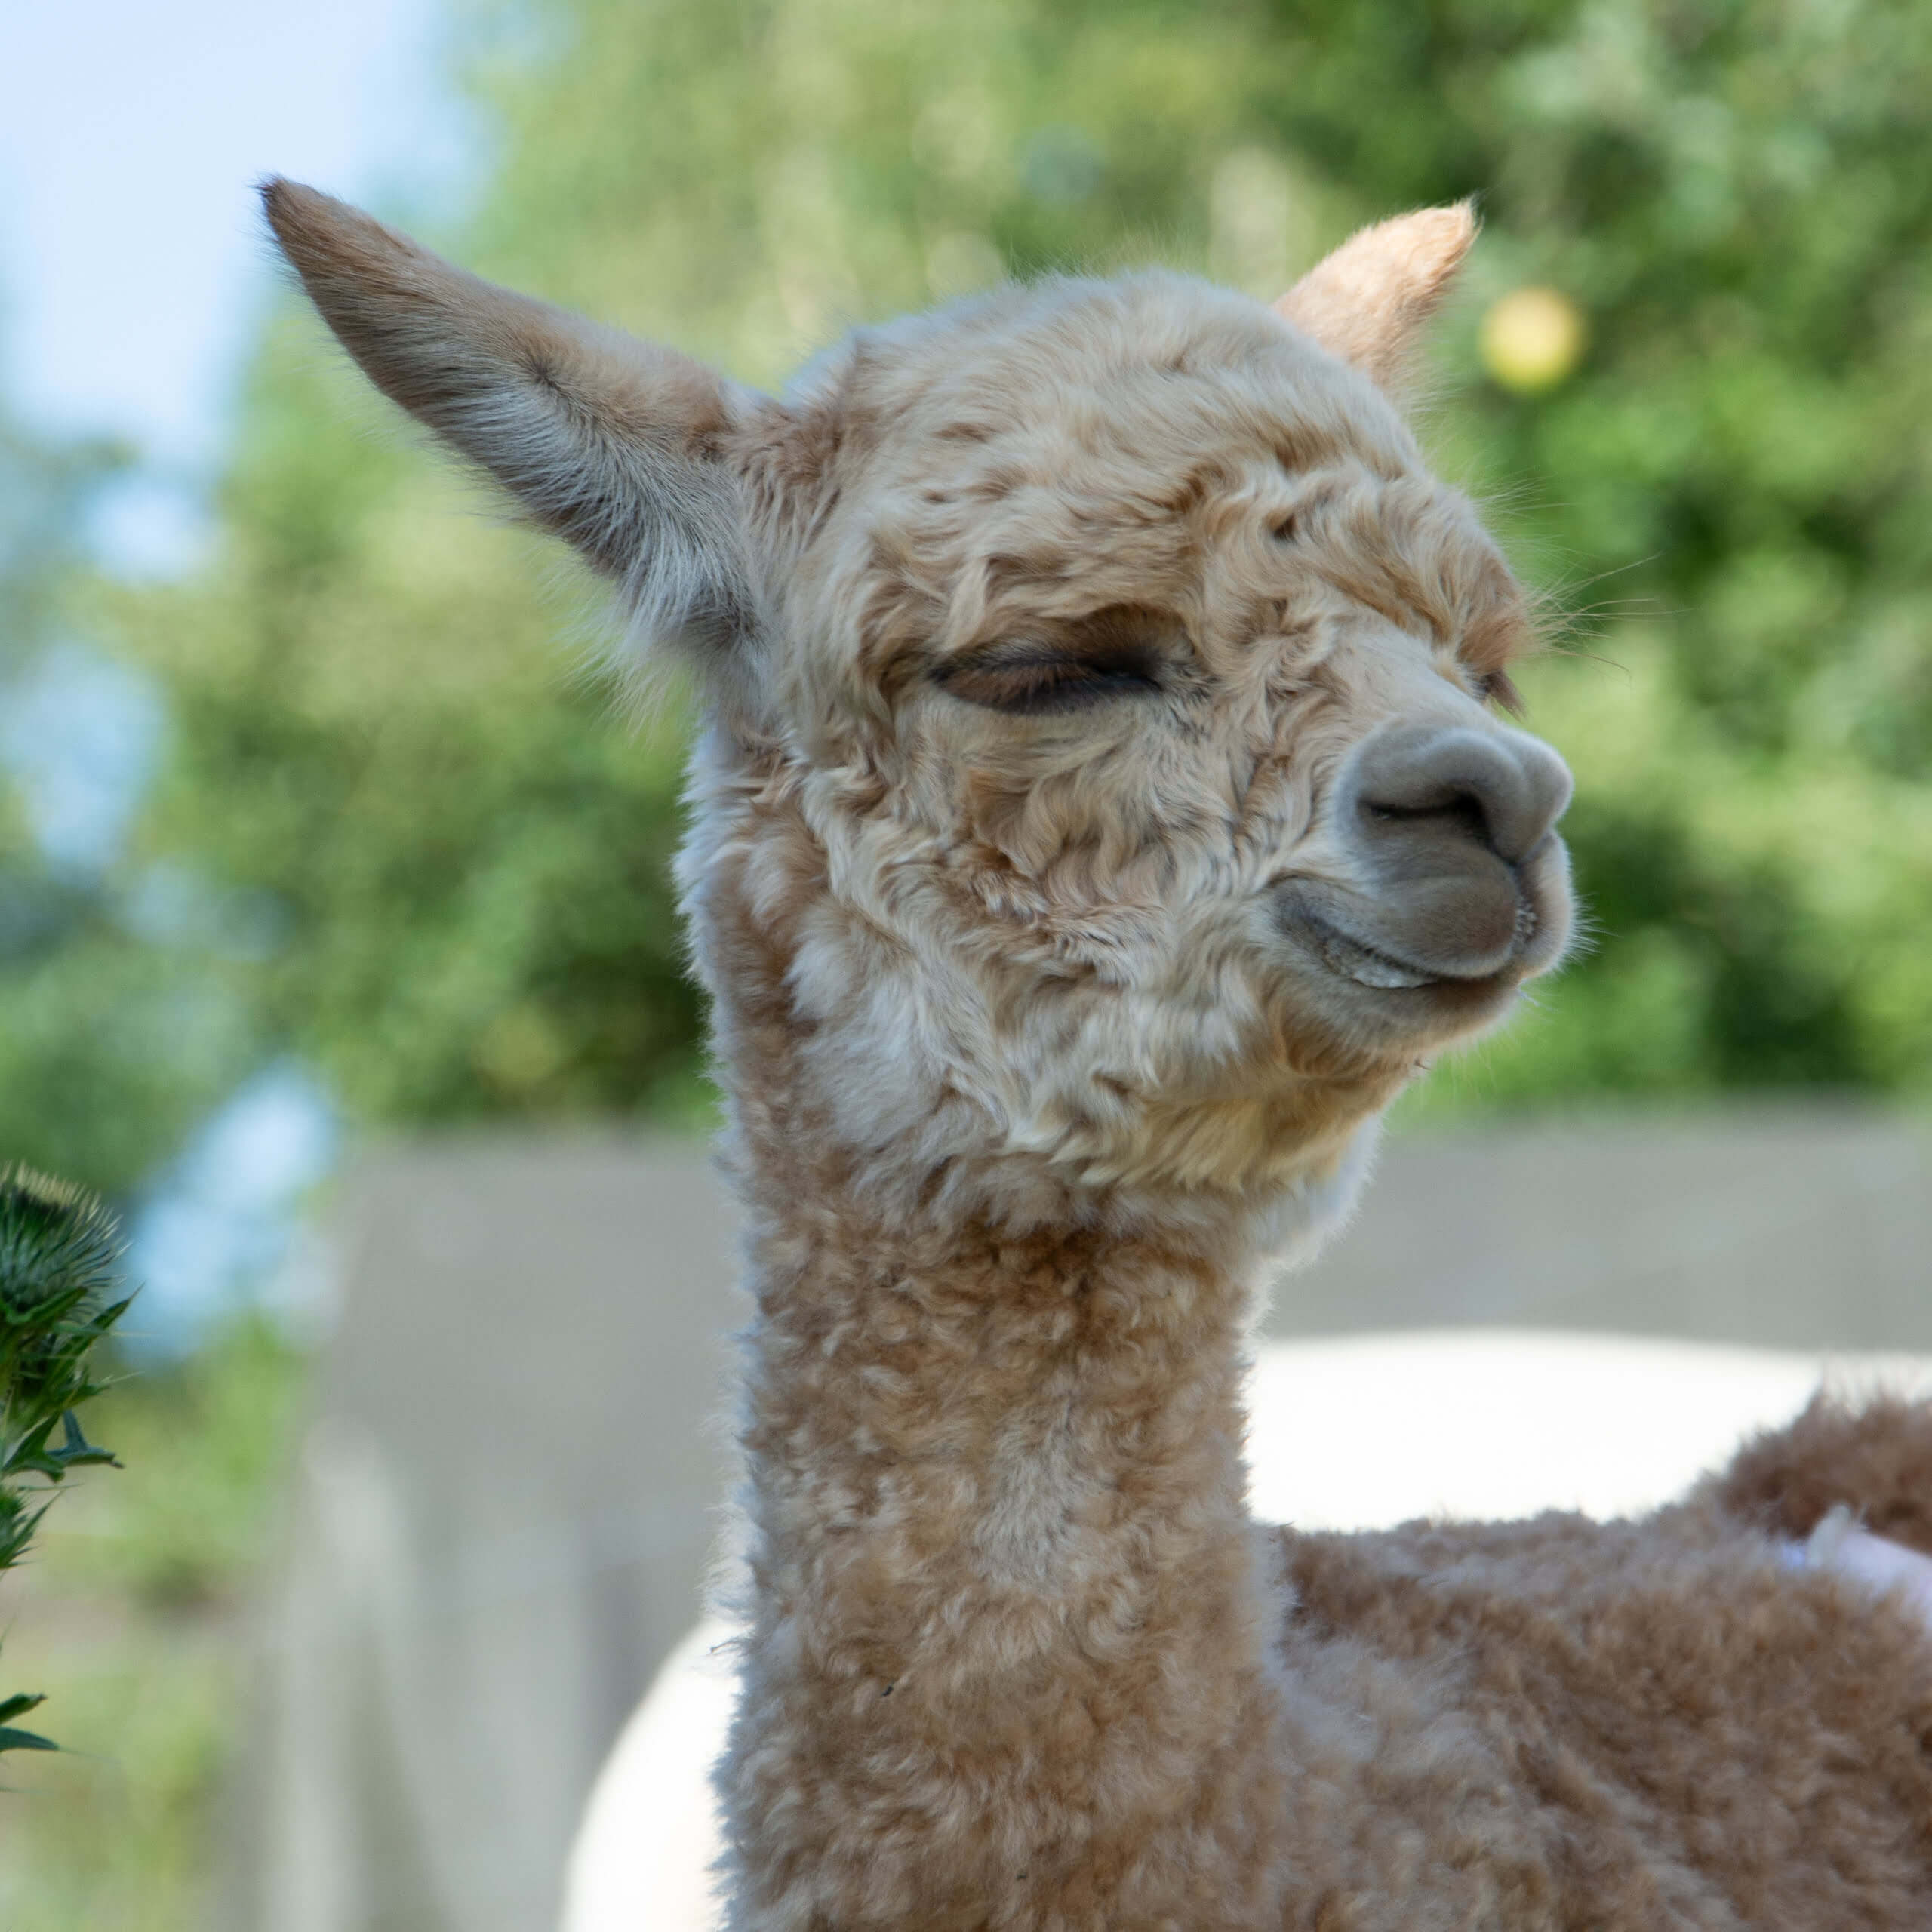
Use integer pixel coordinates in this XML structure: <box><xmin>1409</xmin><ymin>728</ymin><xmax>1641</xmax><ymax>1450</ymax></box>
<box><xmin>0</xmin><ymin>0</ymin><xmax>478</xmax><ymax>570</ymax></box>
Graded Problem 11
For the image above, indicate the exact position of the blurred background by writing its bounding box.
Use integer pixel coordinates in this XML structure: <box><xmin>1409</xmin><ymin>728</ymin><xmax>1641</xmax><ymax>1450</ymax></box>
<box><xmin>1</xmin><ymin>0</ymin><xmax>1928</xmax><ymax>1924</ymax></box>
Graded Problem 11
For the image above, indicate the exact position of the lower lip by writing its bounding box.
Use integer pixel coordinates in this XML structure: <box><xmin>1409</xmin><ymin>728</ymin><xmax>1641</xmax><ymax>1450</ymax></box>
<box><xmin>1306</xmin><ymin>918</ymin><xmax>1442</xmax><ymax>991</ymax></box>
<box><xmin>1288</xmin><ymin>902</ymin><xmax>1541</xmax><ymax>999</ymax></box>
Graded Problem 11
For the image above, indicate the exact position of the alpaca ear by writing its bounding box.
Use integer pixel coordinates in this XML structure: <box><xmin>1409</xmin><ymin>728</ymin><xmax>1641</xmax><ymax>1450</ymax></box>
<box><xmin>1273</xmin><ymin>202</ymin><xmax>1478</xmax><ymax>392</ymax></box>
<box><xmin>260</xmin><ymin>177</ymin><xmax>764</xmax><ymax>654</ymax></box>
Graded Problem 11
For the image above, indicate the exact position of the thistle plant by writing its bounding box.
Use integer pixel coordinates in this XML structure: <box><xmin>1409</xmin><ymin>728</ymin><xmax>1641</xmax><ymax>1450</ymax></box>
<box><xmin>0</xmin><ymin>1164</ymin><xmax>130</xmax><ymax>1758</ymax></box>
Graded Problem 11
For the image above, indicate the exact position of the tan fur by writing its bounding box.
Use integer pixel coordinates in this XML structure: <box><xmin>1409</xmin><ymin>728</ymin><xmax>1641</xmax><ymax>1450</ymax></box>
<box><xmin>264</xmin><ymin>180</ymin><xmax>1932</xmax><ymax>1927</ymax></box>
<box><xmin>1274</xmin><ymin>202</ymin><xmax>1478</xmax><ymax>393</ymax></box>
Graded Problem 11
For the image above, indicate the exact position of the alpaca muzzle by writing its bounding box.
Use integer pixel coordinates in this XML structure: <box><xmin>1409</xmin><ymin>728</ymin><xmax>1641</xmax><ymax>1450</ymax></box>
<box><xmin>1274</xmin><ymin>721</ymin><xmax>1574</xmax><ymax>1009</ymax></box>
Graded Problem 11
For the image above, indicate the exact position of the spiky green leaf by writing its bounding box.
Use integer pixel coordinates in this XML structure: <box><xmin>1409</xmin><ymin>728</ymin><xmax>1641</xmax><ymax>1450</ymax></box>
<box><xmin>0</xmin><ymin>1165</ymin><xmax>130</xmax><ymax>1766</ymax></box>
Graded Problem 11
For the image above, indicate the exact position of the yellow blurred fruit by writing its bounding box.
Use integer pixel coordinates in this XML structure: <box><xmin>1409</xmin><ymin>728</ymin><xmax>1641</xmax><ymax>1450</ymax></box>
<box><xmin>1480</xmin><ymin>286</ymin><xmax>1587</xmax><ymax>395</ymax></box>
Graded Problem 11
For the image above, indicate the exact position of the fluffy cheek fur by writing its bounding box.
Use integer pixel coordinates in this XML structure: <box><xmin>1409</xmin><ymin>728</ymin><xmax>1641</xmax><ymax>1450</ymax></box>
<box><xmin>685</xmin><ymin>706</ymin><xmax>1408</xmax><ymax>1226</ymax></box>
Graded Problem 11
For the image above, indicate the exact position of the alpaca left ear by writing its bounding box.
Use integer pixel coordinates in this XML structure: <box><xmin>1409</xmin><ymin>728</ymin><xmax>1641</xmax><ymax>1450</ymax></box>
<box><xmin>260</xmin><ymin>178</ymin><xmax>768</xmax><ymax>657</ymax></box>
<box><xmin>1274</xmin><ymin>202</ymin><xmax>1478</xmax><ymax>392</ymax></box>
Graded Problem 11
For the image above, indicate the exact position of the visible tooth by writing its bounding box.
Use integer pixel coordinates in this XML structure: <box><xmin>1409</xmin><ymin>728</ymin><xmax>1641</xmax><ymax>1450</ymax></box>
<box><xmin>1315</xmin><ymin>928</ymin><xmax>1432</xmax><ymax>990</ymax></box>
<box><xmin>1349</xmin><ymin>957</ymin><xmax>1432</xmax><ymax>990</ymax></box>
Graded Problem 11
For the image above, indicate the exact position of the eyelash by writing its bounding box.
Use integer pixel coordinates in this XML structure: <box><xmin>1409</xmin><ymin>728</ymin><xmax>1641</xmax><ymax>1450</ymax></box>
<box><xmin>933</xmin><ymin>647</ymin><xmax>1165</xmax><ymax>715</ymax></box>
<box><xmin>1475</xmin><ymin>669</ymin><xmax>1526</xmax><ymax>716</ymax></box>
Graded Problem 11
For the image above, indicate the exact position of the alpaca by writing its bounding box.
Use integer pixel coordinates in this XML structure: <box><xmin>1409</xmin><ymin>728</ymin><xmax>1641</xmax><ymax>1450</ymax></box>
<box><xmin>265</xmin><ymin>180</ymin><xmax>1932</xmax><ymax>1929</ymax></box>
<box><xmin>560</xmin><ymin>1338</ymin><xmax>1932</xmax><ymax>1932</ymax></box>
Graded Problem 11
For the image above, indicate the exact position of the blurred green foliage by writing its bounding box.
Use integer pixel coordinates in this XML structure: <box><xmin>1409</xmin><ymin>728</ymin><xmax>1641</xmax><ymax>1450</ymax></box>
<box><xmin>0</xmin><ymin>418</ymin><xmax>264</xmax><ymax>1195</ymax></box>
<box><xmin>0</xmin><ymin>1318</ymin><xmax>303</xmax><ymax>1928</ymax></box>
<box><xmin>14</xmin><ymin>0</ymin><xmax>1932</xmax><ymax>1195</ymax></box>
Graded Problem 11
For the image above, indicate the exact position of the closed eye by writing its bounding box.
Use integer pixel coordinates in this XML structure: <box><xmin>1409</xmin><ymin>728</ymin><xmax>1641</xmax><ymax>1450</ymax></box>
<box><xmin>932</xmin><ymin>611</ymin><xmax>1174</xmax><ymax>715</ymax></box>
<box><xmin>934</xmin><ymin>647</ymin><xmax>1163</xmax><ymax>714</ymax></box>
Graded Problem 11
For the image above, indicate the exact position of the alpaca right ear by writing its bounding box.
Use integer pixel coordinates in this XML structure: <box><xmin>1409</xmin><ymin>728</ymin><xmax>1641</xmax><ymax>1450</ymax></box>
<box><xmin>261</xmin><ymin>178</ymin><xmax>764</xmax><ymax>654</ymax></box>
<box><xmin>1273</xmin><ymin>202</ymin><xmax>1478</xmax><ymax>394</ymax></box>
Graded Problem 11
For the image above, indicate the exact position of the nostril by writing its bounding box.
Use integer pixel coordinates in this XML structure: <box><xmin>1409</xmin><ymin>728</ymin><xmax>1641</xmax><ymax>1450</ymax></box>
<box><xmin>1365</xmin><ymin>788</ymin><xmax>1493</xmax><ymax>849</ymax></box>
<box><xmin>1358</xmin><ymin>761</ymin><xmax>1518</xmax><ymax>863</ymax></box>
<box><xmin>1352</xmin><ymin>724</ymin><xmax>1571</xmax><ymax>867</ymax></box>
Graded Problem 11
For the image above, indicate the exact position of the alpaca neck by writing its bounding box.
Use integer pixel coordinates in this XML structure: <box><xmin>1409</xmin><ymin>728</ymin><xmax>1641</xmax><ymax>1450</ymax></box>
<box><xmin>721</xmin><ymin>1143</ymin><xmax>1292</xmax><ymax>1927</ymax></box>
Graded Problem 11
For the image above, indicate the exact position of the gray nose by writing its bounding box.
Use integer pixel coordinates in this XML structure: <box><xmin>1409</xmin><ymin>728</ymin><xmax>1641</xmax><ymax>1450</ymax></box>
<box><xmin>1352</xmin><ymin>724</ymin><xmax>1572</xmax><ymax>866</ymax></box>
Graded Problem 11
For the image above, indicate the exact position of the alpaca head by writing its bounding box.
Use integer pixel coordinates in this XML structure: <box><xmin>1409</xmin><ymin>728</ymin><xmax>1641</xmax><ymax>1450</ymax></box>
<box><xmin>267</xmin><ymin>184</ymin><xmax>1572</xmax><ymax>1231</ymax></box>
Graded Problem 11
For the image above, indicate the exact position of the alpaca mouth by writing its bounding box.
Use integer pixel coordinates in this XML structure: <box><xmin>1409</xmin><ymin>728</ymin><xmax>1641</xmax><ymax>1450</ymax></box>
<box><xmin>1284</xmin><ymin>897</ymin><xmax>1541</xmax><ymax>995</ymax></box>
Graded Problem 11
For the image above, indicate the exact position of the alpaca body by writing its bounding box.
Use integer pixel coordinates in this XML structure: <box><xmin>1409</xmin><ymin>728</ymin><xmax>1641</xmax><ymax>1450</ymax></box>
<box><xmin>262</xmin><ymin>181</ymin><xmax>1932</xmax><ymax>1929</ymax></box>
<box><xmin>709</xmin><ymin>1075</ymin><xmax>1932</xmax><ymax>1928</ymax></box>
<box><xmin>565</xmin><ymin>1355</ymin><xmax>1932</xmax><ymax>1932</ymax></box>
<box><xmin>1274</xmin><ymin>1497</ymin><xmax>1932</xmax><ymax>1927</ymax></box>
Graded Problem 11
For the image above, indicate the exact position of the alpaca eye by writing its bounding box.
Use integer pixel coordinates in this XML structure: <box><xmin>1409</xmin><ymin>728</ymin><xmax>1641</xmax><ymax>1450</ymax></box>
<box><xmin>934</xmin><ymin>643</ymin><xmax>1165</xmax><ymax>715</ymax></box>
<box><xmin>1475</xmin><ymin>669</ymin><xmax>1526</xmax><ymax>718</ymax></box>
